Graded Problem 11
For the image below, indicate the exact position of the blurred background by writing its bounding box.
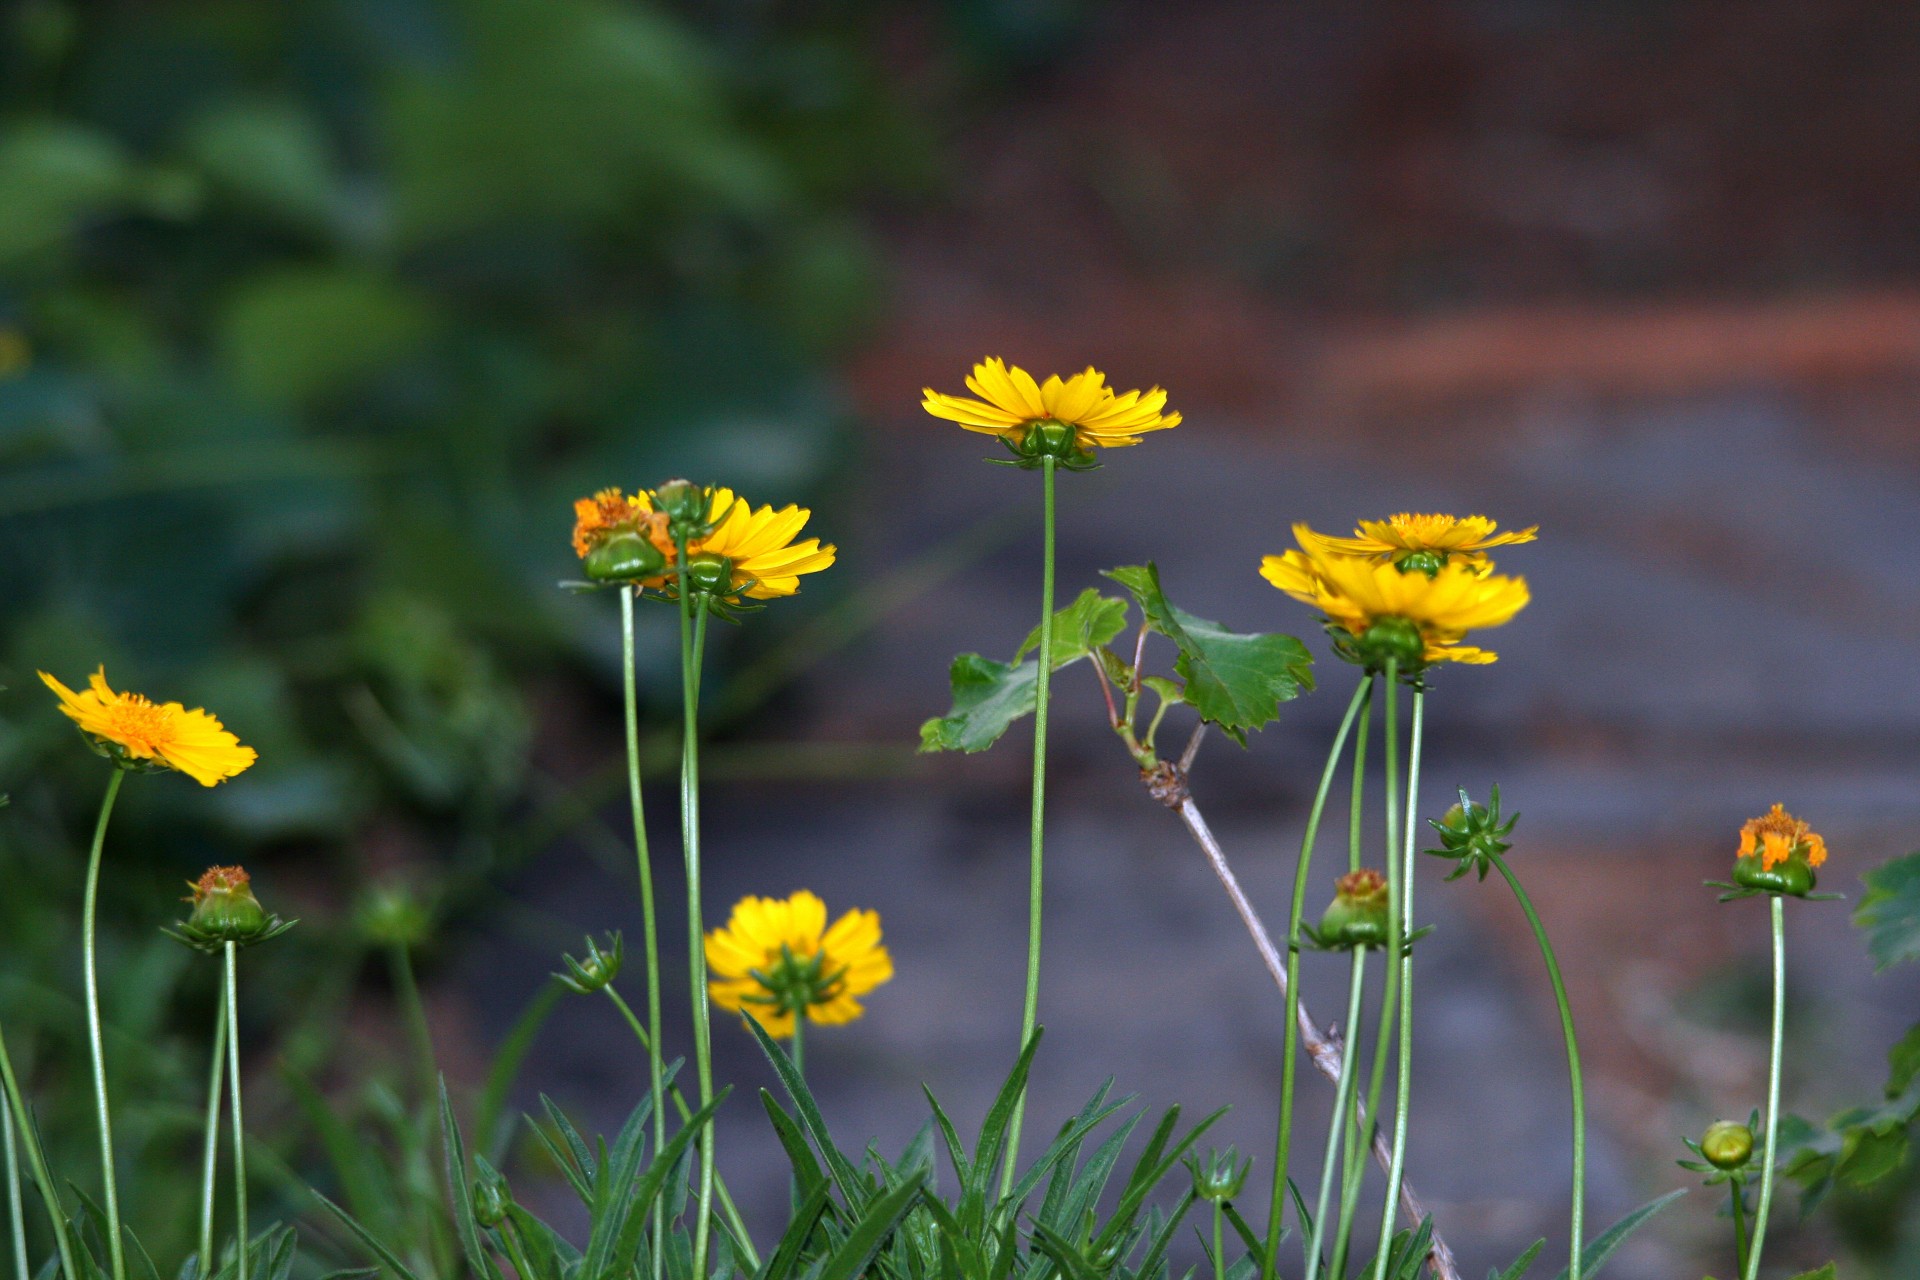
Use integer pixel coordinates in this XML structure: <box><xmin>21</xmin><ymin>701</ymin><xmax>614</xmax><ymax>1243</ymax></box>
<box><xmin>4</xmin><ymin>1</ymin><xmax>1920</xmax><ymax>1277</ymax></box>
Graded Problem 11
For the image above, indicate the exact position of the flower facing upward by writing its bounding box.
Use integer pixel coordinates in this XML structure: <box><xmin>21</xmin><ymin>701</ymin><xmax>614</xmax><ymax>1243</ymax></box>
<box><xmin>1738</xmin><ymin>804</ymin><xmax>1828</xmax><ymax>871</ymax></box>
<box><xmin>1260</xmin><ymin>526</ymin><xmax>1530</xmax><ymax>668</ymax></box>
<box><xmin>166</xmin><ymin>865</ymin><xmax>295</xmax><ymax>952</ymax></box>
<box><xmin>921</xmin><ymin>358</ymin><xmax>1180</xmax><ymax>466</ymax></box>
<box><xmin>1297</xmin><ymin>513</ymin><xmax>1538</xmax><ymax>572</ymax></box>
<box><xmin>40</xmin><ymin>668</ymin><xmax>257</xmax><ymax>786</ymax></box>
<box><xmin>705</xmin><ymin>890</ymin><xmax>893</xmax><ymax>1039</ymax></box>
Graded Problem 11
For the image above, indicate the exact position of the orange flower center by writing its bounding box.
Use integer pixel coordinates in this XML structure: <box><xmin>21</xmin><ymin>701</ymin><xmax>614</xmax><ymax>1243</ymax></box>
<box><xmin>1737</xmin><ymin>804</ymin><xmax>1828</xmax><ymax>869</ymax></box>
<box><xmin>102</xmin><ymin>694</ymin><xmax>176</xmax><ymax>755</ymax></box>
<box><xmin>193</xmin><ymin>865</ymin><xmax>251</xmax><ymax>901</ymax></box>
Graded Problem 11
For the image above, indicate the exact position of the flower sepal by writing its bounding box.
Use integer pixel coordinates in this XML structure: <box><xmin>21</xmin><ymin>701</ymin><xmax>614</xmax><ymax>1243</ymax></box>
<box><xmin>1184</xmin><ymin>1146</ymin><xmax>1251</xmax><ymax>1204</ymax></box>
<box><xmin>990</xmin><ymin>420</ymin><xmax>1101</xmax><ymax>472</ymax></box>
<box><xmin>164</xmin><ymin>866</ymin><xmax>296</xmax><ymax>953</ymax></box>
<box><xmin>556</xmin><ymin>932</ymin><xmax>625</xmax><ymax>994</ymax></box>
<box><xmin>582</xmin><ymin>531</ymin><xmax>669</xmax><ymax>585</ymax></box>
<box><xmin>1303</xmin><ymin>869</ymin><xmax>1392</xmax><ymax>951</ymax></box>
<box><xmin>1709</xmin><ymin>860</ymin><xmax>1841</xmax><ymax>903</ymax></box>
<box><xmin>1424</xmin><ymin>786</ymin><xmax>1518</xmax><ymax>882</ymax></box>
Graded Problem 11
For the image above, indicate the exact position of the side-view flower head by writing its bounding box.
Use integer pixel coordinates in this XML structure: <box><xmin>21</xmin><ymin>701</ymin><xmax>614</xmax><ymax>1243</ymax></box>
<box><xmin>1297</xmin><ymin>512</ymin><xmax>1537</xmax><ymax>573</ymax></box>
<box><xmin>165</xmin><ymin>865</ymin><xmax>296</xmax><ymax>952</ymax></box>
<box><xmin>1738</xmin><ymin>803</ymin><xmax>1828</xmax><ymax>871</ymax></box>
<box><xmin>705</xmin><ymin>890</ymin><xmax>893</xmax><ymax>1038</ymax></box>
<box><xmin>571</xmin><ymin>487</ymin><xmax>674</xmax><ymax>583</ymax></box>
<box><xmin>1260</xmin><ymin>523</ymin><xmax>1531</xmax><ymax>670</ymax></box>
<box><xmin>40</xmin><ymin>667</ymin><xmax>257</xmax><ymax>786</ymax></box>
<box><xmin>922</xmin><ymin>357</ymin><xmax>1180</xmax><ymax>469</ymax></box>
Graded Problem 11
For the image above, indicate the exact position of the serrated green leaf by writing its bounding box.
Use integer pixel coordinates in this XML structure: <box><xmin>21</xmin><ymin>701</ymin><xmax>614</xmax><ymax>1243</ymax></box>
<box><xmin>1547</xmin><ymin>1189</ymin><xmax>1685</xmax><ymax>1280</ymax></box>
<box><xmin>1103</xmin><ymin>564</ymin><xmax>1312</xmax><ymax>743</ymax></box>
<box><xmin>1015</xmin><ymin>589</ymin><xmax>1129</xmax><ymax>666</ymax></box>
<box><xmin>1856</xmin><ymin>851</ymin><xmax>1920</xmax><ymax>971</ymax></box>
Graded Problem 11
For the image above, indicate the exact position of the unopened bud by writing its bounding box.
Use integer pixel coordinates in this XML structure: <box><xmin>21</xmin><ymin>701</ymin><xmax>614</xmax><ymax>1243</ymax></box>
<box><xmin>166</xmin><ymin>866</ymin><xmax>295</xmax><ymax>953</ymax></box>
<box><xmin>684</xmin><ymin>552</ymin><xmax>734</xmax><ymax>597</ymax></box>
<box><xmin>1317</xmin><ymin>869</ymin><xmax>1391</xmax><ymax>950</ymax></box>
<box><xmin>1186</xmin><ymin>1146</ymin><xmax>1250</xmax><ymax>1204</ymax></box>
<box><xmin>1701</xmin><ymin>1121</ymin><xmax>1754</xmax><ymax>1170</ymax></box>
<box><xmin>583</xmin><ymin>531</ymin><xmax>667</xmax><ymax>583</ymax></box>
<box><xmin>651</xmin><ymin>479</ymin><xmax>708</xmax><ymax>530</ymax></box>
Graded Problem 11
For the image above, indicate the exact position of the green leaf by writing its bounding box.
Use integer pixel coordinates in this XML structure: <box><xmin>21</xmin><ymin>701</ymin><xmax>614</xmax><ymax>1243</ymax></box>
<box><xmin>1014</xmin><ymin>588</ymin><xmax>1130</xmax><ymax>666</ymax></box>
<box><xmin>1889</xmin><ymin>1023</ymin><xmax>1920</xmax><ymax>1098</ymax></box>
<box><xmin>743</xmin><ymin>1017</ymin><xmax>866</xmax><ymax>1207</ymax></box>
<box><xmin>1103</xmin><ymin>563</ymin><xmax>1312</xmax><ymax>744</ymax></box>
<box><xmin>814</xmin><ymin>1171</ymin><xmax>926</xmax><ymax>1280</ymax></box>
<box><xmin>1788</xmin><ymin>1266</ymin><xmax>1838</xmax><ymax>1280</ymax></box>
<box><xmin>920</xmin><ymin>592</ymin><xmax>1126</xmax><ymax>754</ymax></box>
<box><xmin>1856</xmin><ymin>851</ymin><xmax>1920</xmax><ymax>971</ymax></box>
<box><xmin>1547</xmin><ymin>1188</ymin><xmax>1686</xmax><ymax>1280</ymax></box>
<box><xmin>308</xmin><ymin>1191</ymin><xmax>427</xmax><ymax>1280</ymax></box>
<box><xmin>438</xmin><ymin>1081</ymin><xmax>505</xmax><ymax>1280</ymax></box>
<box><xmin>1489</xmin><ymin>1239</ymin><xmax>1544</xmax><ymax>1280</ymax></box>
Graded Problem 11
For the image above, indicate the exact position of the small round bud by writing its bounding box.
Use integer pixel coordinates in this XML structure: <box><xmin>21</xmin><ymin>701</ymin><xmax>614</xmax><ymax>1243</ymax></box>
<box><xmin>1355</xmin><ymin>617</ymin><xmax>1424</xmax><ymax>671</ymax></box>
<box><xmin>1701</xmin><ymin>1121</ymin><xmax>1754</xmax><ymax>1170</ymax></box>
<box><xmin>472</xmin><ymin>1166</ymin><xmax>511</xmax><ymax>1227</ymax></box>
<box><xmin>583</xmin><ymin>531</ymin><xmax>667</xmax><ymax>583</ymax></box>
<box><xmin>1186</xmin><ymin>1147</ymin><xmax>1250</xmax><ymax>1204</ymax></box>
<box><xmin>684</xmin><ymin>552</ymin><xmax>734</xmax><ymax>597</ymax></box>
<box><xmin>1395</xmin><ymin>550</ymin><xmax>1445</xmax><ymax>577</ymax></box>
<box><xmin>1732</xmin><ymin>854</ymin><xmax>1815</xmax><ymax>897</ymax></box>
<box><xmin>1317</xmin><ymin>869</ymin><xmax>1391</xmax><ymax>949</ymax></box>
<box><xmin>356</xmin><ymin>883</ymin><xmax>432</xmax><ymax>948</ymax></box>
<box><xmin>651</xmin><ymin>479</ymin><xmax>708</xmax><ymax>527</ymax></box>
<box><xmin>557</xmin><ymin>933</ymin><xmax>625</xmax><ymax>995</ymax></box>
<box><xmin>166</xmin><ymin>866</ymin><xmax>295</xmax><ymax>953</ymax></box>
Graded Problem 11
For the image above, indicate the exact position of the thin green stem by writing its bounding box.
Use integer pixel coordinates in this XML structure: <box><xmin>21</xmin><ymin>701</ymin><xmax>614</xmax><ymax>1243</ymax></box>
<box><xmin>601</xmin><ymin>989</ymin><xmax>758</xmax><ymax>1270</ymax></box>
<box><xmin>1729</xmin><ymin>1175</ymin><xmax>1750</xmax><ymax>1278</ymax></box>
<box><xmin>1212</xmin><ymin>1200</ymin><xmax>1226</xmax><ymax>1280</ymax></box>
<box><xmin>80</xmin><ymin>768</ymin><xmax>127</xmax><ymax>1280</ymax></box>
<box><xmin>387</xmin><ymin>943</ymin><xmax>437</xmax><ymax>1104</ymax></box>
<box><xmin>1001</xmin><ymin>454</ymin><xmax>1057</xmax><ymax>1200</ymax></box>
<box><xmin>1266</xmin><ymin>680</ymin><xmax>1371</xmax><ymax>1280</ymax></box>
<box><xmin>1369</xmin><ymin>668</ymin><xmax>1416</xmax><ymax>1280</ymax></box>
<box><xmin>0</xmin><ymin>1022</ymin><xmax>76</xmax><ymax>1280</ymax></box>
<box><xmin>1348</xmin><ymin>684</ymin><xmax>1373</xmax><ymax>873</ymax></box>
<box><xmin>1306</xmin><ymin>949</ymin><xmax>1369</xmax><ymax>1280</ymax></box>
<box><xmin>1489</xmin><ymin>855</ymin><xmax>1586</xmax><ymax>1280</ymax></box>
<box><xmin>4</xmin><ymin>1090</ymin><xmax>27</xmax><ymax>1280</ymax></box>
<box><xmin>620</xmin><ymin>587</ymin><xmax>668</xmax><ymax>1280</ymax></box>
<box><xmin>1743</xmin><ymin>897</ymin><xmax>1786</xmax><ymax>1280</ymax></box>
<box><xmin>224</xmin><ymin>944</ymin><xmax>248</xmax><ymax>1280</ymax></box>
<box><xmin>675</xmin><ymin>545</ymin><xmax>716</xmax><ymax>1280</ymax></box>
<box><xmin>497</xmin><ymin>1219</ymin><xmax>538</xmax><ymax>1280</ymax></box>
<box><xmin>197</xmin><ymin>996</ymin><xmax>228</xmax><ymax>1278</ymax></box>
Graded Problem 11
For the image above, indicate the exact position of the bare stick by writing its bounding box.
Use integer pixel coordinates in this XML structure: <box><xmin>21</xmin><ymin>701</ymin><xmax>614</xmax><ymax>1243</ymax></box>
<box><xmin>1144</xmin><ymin>727</ymin><xmax>1462</xmax><ymax>1280</ymax></box>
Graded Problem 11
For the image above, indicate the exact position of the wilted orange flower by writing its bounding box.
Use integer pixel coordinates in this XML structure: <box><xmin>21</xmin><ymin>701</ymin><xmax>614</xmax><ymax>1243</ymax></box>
<box><xmin>1737</xmin><ymin>804</ymin><xmax>1827</xmax><ymax>871</ymax></box>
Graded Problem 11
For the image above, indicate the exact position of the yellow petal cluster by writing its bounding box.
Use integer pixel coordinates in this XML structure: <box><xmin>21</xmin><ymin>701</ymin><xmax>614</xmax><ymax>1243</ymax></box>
<box><xmin>1297</xmin><ymin>513</ymin><xmax>1537</xmax><ymax>569</ymax></box>
<box><xmin>672</xmin><ymin>487</ymin><xmax>837</xmax><ymax>600</ymax></box>
<box><xmin>1737</xmin><ymin>804</ymin><xmax>1828</xmax><ymax>870</ymax></box>
<box><xmin>1260</xmin><ymin>522</ymin><xmax>1531</xmax><ymax>665</ymax></box>
<box><xmin>40</xmin><ymin>668</ymin><xmax>258</xmax><ymax>786</ymax></box>
<box><xmin>921</xmin><ymin>357</ymin><xmax>1180</xmax><ymax>449</ymax></box>
<box><xmin>705</xmin><ymin>890</ymin><xmax>893</xmax><ymax>1039</ymax></box>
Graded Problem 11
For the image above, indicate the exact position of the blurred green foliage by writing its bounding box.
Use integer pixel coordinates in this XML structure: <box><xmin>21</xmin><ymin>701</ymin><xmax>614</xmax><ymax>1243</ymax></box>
<box><xmin>0</xmin><ymin>0</ymin><xmax>931</xmax><ymax>1261</ymax></box>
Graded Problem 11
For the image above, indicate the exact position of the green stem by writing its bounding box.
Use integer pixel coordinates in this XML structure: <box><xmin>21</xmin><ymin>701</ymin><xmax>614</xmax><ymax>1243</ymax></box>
<box><xmin>1370</xmin><ymin>670</ymin><xmax>1422</xmax><ymax>1280</ymax></box>
<box><xmin>1212</xmin><ymin>1200</ymin><xmax>1226</xmax><ymax>1280</ymax></box>
<box><xmin>197</xmin><ymin>995</ymin><xmax>228</xmax><ymax>1278</ymax></box>
<box><xmin>789</xmin><ymin>1014</ymin><xmax>805</xmax><ymax>1083</ymax></box>
<box><xmin>496</xmin><ymin>1219</ymin><xmax>538</xmax><ymax>1280</ymax></box>
<box><xmin>1729</xmin><ymin>1175</ymin><xmax>1750</xmax><ymax>1278</ymax></box>
<box><xmin>1744</xmin><ymin>897</ymin><xmax>1786</xmax><ymax>1280</ymax></box>
<box><xmin>1348</xmin><ymin>683</ymin><xmax>1373</xmax><ymax>873</ymax></box>
<box><xmin>1001</xmin><ymin>453</ymin><xmax>1058</xmax><ymax>1200</ymax></box>
<box><xmin>387</xmin><ymin>943</ymin><xmax>437</xmax><ymax>1104</ymax></box>
<box><xmin>4</xmin><ymin>1088</ymin><xmax>27</xmax><ymax>1280</ymax></box>
<box><xmin>0</xmin><ymin>1021</ymin><xmax>77</xmax><ymax>1280</ymax></box>
<box><xmin>675</xmin><ymin>546</ymin><xmax>716</xmax><ymax>1280</ymax></box>
<box><xmin>80</xmin><ymin>768</ymin><xmax>127</xmax><ymax>1280</ymax></box>
<box><xmin>620</xmin><ymin>587</ymin><xmax>668</xmax><ymax>1280</ymax></box>
<box><xmin>1306</xmin><ymin>949</ymin><xmax>1369</xmax><ymax>1280</ymax></box>
<box><xmin>1489</xmin><ymin>855</ymin><xmax>1586</xmax><ymax>1280</ymax></box>
<box><xmin>224</xmin><ymin>944</ymin><xmax>248</xmax><ymax>1280</ymax></box>
<box><xmin>1266</xmin><ymin>679</ymin><xmax>1371</xmax><ymax>1280</ymax></box>
<box><xmin>601</xmin><ymin>989</ymin><xmax>758</xmax><ymax>1271</ymax></box>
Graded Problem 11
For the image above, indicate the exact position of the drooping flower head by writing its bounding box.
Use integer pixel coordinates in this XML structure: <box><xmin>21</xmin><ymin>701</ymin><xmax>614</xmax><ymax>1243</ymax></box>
<box><xmin>705</xmin><ymin>890</ymin><xmax>893</xmax><ymax>1039</ymax></box>
<box><xmin>1297</xmin><ymin>513</ymin><xmax>1537</xmax><ymax>573</ymax></box>
<box><xmin>922</xmin><ymin>357</ymin><xmax>1180</xmax><ymax>469</ymax></box>
<box><xmin>40</xmin><ymin>668</ymin><xmax>257</xmax><ymax>786</ymax></box>
<box><xmin>570</xmin><ymin>487</ymin><xmax>674</xmax><ymax>584</ymax></box>
<box><xmin>643</xmin><ymin>483</ymin><xmax>836</xmax><ymax>606</ymax></box>
<box><xmin>1737</xmin><ymin>804</ymin><xmax>1827</xmax><ymax>872</ymax></box>
<box><xmin>1260</xmin><ymin>524</ymin><xmax>1530</xmax><ymax>670</ymax></box>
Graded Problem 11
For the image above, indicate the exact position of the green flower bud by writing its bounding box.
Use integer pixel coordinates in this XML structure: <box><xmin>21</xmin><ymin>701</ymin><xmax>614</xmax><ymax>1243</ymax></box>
<box><xmin>557</xmin><ymin>933</ymin><xmax>624</xmax><ymax>995</ymax></box>
<box><xmin>1731</xmin><ymin>854</ymin><xmax>1815</xmax><ymax>897</ymax></box>
<box><xmin>1354</xmin><ymin>616</ymin><xmax>1424</xmax><ymax>671</ymax></box>
<box><xmin>355</xmin><ymin>883</ymin><xmax>432</xmax><ymax>948</ymax></box>
<box><xmin>1317</xmin><ymin>869</ymin><xmax>1391</xmax><ymax>949</ymax></box>
<box><xmin>1186</xmin><ymin>1146</ymin><xmax>1251</xmax><ymax>1204</ymax></box>
<box><xmin>651</xmin><ymin>479</ymin><xmax>711</xmax><ymax>538</ymax></box>
<box><xmin>164</xmin><ymin>866</ymin><xmax>296</xmax><ymax>953</ymax></box>
<box><xmin>583</xmin><ymin>531</ymin><xmax>667</xmax><ymax>583</ymax></box>
<box><xmin>1701</xmin><ymin>1120</ymin><xmax>1754</xmax><ymax>1171</ymax></box>
<box><xmin>684</xmin><ymin>551</ymin><xmax>735</xmax><ymax>597</ymax></box>
<box><xmin>472</xmin><ymin>1161</ymin><xmax>512</xmax><ymax>1228</ymax></box>
<box><xmin>1395</xmin><ymin>550</ymin><xmax>1445</xmax><ymax>576</ymax></box>
<box><xmin>1425</xmin><ymin>786</ymin><xmax>1518</xmax><ymax>881</ymax></box>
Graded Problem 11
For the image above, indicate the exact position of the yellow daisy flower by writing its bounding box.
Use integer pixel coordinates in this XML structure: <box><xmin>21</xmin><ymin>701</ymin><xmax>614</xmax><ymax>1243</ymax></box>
<box><xmin>921</xmin><ymin>357</ymin><xmax>1180</xmax><ymax>464</ymax></box>
<box><xmin>1260</xmin><ymin>527</ymin><xmax>1530</xmax><ymax>667</ymax></box>
<box><xmin>1738</xmin><ymin>804</ymin><xmax>1828</xmax><ymax>871</ymax></box>
<box><xmin>705</xmin><ymin>890</ymin><xmax>893</xmax><ymax>1039</ymax></box>
<box><xmin>1298</xmin><ymin>513</ymin><xmax>1538</xmax><ymax>571</ymax></box>
<box><xmin>40</xmin><ymin>667</ymin><xmax>257</xmax><ymax>786</ymax></box>
<box><xmin>641</xmin><ymin>485</ymin><xmax>836</xmax><ymax>601</ymax></box>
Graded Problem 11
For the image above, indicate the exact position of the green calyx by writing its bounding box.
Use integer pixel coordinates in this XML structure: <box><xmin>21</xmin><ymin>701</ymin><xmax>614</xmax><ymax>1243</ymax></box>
<box><xmin>164</xmin><ymin>867</ymin><xmax>296</xmax><ymax>953</ymax></box>
<box><xmin>996</xmin><ymin>419</ymin><xmax>1099</xmax><ymax>471</ymax></box>
<box><xmin>472</xmin><ymin>1163</ymin><xmax>512</xmax><ymax>1228</ymax></box>
<box><xmin>1307</xmin><ymin>868</ymin><xmax>1392</xmax><ymax>950</ymax></box>
<box><xmin>741</xmin><ymin>945</ymin><xmax>845</xmax><ymax>1019</ymax></box>
<box><xmin>684</xmin><ymin>552</ymin><xmax>735</xmax><ymax>597</ymax></box>
<box><xmin>583</xmin><ymin>531</ymin><xmax>667</xmax><ymax>583</ymax></box>
<box><xmin>1334</xmin><ymin>616</ymin><xmax>1425</xmax><ymax>674</ymax></box>
<box><xmin>556</xmin><ymin>932</ymin><xmax>625</xmax><ymax>995</ymax></box>
<box><xmin>1184</xmin><ymin>1146</ymin><xmax>1250</xmax><ymax>1204</ymax></box>
<box><xmin>1394</xmin><ymin>550</ymin><xmax>1446</xmax><ymax>576</ymax></box>
<box><xmin>1731</xmin><ymin>853</ymin><xmax>1817</xmax><ymax>898</ymax></box>
<box><xmin>1424</xmin><ymin>784</ymin><xmax>1518</xmax><ymax>881</ymax></box>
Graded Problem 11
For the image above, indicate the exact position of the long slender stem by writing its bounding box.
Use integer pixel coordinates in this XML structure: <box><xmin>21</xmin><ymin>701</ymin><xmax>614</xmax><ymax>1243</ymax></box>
<box><xmin>620</xmin><ymin>588</ymin><xmax>668</xmax><ymax>1280</ymax></box>
<box><xmin>387</xmin><ymin>943</ymin><xmax>437</xmax><ymax>1103</ymax></box>
<box><xmin>1489</xmin><ymin>856</ymin><xmax>1586</xmax><ymax>1280</ymax></box>
<box><xmin>4</xmin><ymin>1091</ymin><xmax>27</xmax><ymax>1280</ymax></box>
<box><xmin>224</xmin><ymin>944</ymin><xmax>248</xmax><ymax>1280</ymax></box>
<box><xmin>1372</xmin><ymin>681</ymin><xmax>1424</xmax><ymax>1280</ymax></box>
<box><xmin>1306</xmin><ymin>949</ymin><xmax>1369</xmax><ymax>1280</ymax></box>
<box><xmin>1266</xmin><ymin>680</ymin><xmax>1371</xmax><ymax>1279</ymax></box>
<box><xmin>1743</xmin><ymin>897</ymin><xmax>1786</xmax><ymax>1280</ymax></box>
<box><xmin>1348</xmin><ymin>684</ymin><xmax>1373</xmax><ymax>873</ymax></box>
<box><xmin>790</xmin><ymin>1016</ymin><xmax>805</xmax><ymax>1082</ymax></box>
<box><xmin>1729</xmin><ymin>1175</ymin><xmax>1750</xmax><ymax>1277</ymax></box>
<box><xmin>0</xmin><ymin>1023</ymin><xmax>76</xmax><ymax>1280</ymax></box>
<box><xmin>602</xmin><ymin>989</ymin><xmax>759</xmax><ymax>1270</ymax></box>
<box><xmin>1212</xmin><ymin>1201</ymin><xmax>1226</xmax><ymax>1280</ymax></box>
<box><xmin>676</xmin><ymin>545</ymin><xmax>716</xmax><ymax>1280</ymax></box>
<box><xmin>1001</xmin><ymin>454</ymin><xmax>1058</xmax><ymax>1199</ymax></box>
<box><xmin>80</xmin><ymin>769</ymin><xmax>127</xmax><ymax>1280</ymax></box>
<box><xmin>197</xmin><ymin>995</ymin><xmax>228</xmax><ymax>1278</ymax></box>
